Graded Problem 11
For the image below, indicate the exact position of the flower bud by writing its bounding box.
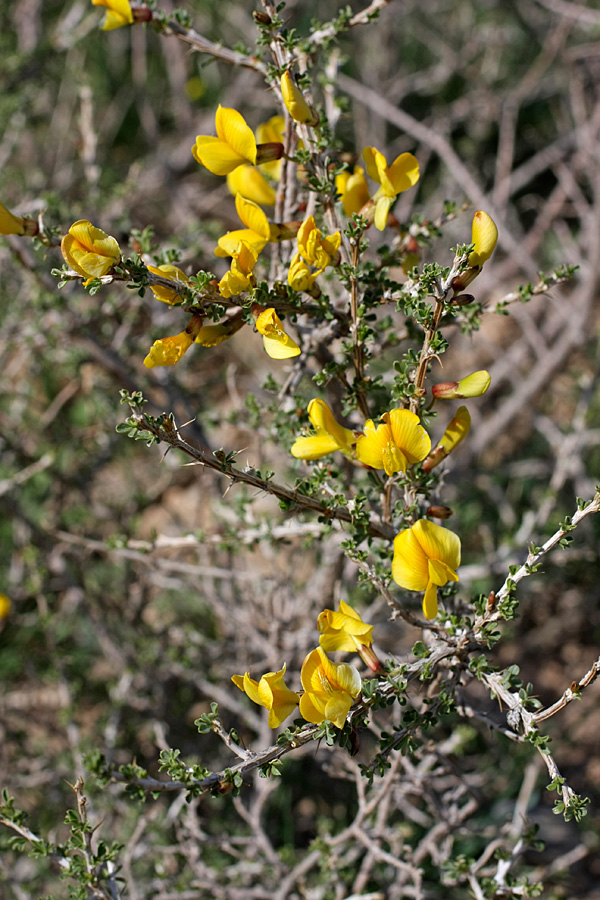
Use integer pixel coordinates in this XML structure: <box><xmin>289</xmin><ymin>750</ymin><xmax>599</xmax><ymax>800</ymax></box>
<box><xmin>255</xmin><ymin>142</ymin><xmax>284</xmax><ymax>165</ymax></box>
<box><xmin>452</xmin><ymin>293</ymin><xmax>475</xmax><ymax>306</ymax></box>
<box><xmin>432</xmin><ymin>370</ymin><xmax>491</xmax><ymax>400</ymax></box>
<box><xmin>469</xmin><ymin>210</ymin><xmax>498</xmax><ymax>267</ymax></box>
<box><xmin>452</xmin><ymin>211</ymin><xmax>498</xmax><ymax>293</ymax></box>
<box><xmin>281</xmin><ymin>71</ymin><xmax>319</xmax><ymax>126</ymax></box>
<box><xmin>253</xmin><ymin>10</ymin><xmax>271</xmax><ymax>24</ymax></box>
<box><xmin>132</xmin><ymin>7</ymin><xmax>152</xmax><ymax>23</ymax></box>
<box><xmin>422</xmin><ymin>406</ymin><xmax>471</xmax><ymax>472</ymax></box>
<box><xmin>426</xmin><ymin>506</ymin><xmax>453</xmax><ymax>519</ymax></box>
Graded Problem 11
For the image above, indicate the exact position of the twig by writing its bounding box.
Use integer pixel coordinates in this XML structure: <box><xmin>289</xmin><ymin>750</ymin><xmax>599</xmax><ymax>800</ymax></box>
<box><xmin>533</xmin><ymin>654</ymin><xmax>600</xmax><ymax>723</ymax></box>
<box><xmin>301</xmin><ymin>0</ymin><xmax>395</xmax><ymax>51</ymax></box>
<box><xmin>129</xmin><ymin>409</ymin><xmax>396</xmax><ymax>541</ymax></box>
<box><xmin>160</xmin><ymin>19</ymin><xmax>266</xmax><ymax>74</ymax></box>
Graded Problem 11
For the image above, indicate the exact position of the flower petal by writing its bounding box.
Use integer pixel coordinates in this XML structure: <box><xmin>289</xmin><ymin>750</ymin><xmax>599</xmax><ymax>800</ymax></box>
<box><xmin>290</xmin><ymin>434</ymin><xmax>342</xmax><ymax>460</ymax></box>
<box><xmin>192</xmin><ymin>136</ymin><xmax>248</xmax><ymax>176</ymax></box>
<box><xmin>143</xmin><ymin>331</ymin><xmax>193</xmax><ymax>368</ymax></box>
<box><xmin>392</xmin><ymin>527</ymin><xmax>429</xmax><ymax>591</ymax></box>
<box><xmin>226</xmin><ymin>165</ymin><xmax>276</xmax><ymax>206</ymax></box>
<box><xmin>387</xmin><ymin>409</ymin><xmax>431</xmax><ymax>463</ymax></box>
<box><xmin>469</xmin><ymin>210</ymin><xmax>498</xmax><ymax>267</ymax></box>
<box><xmin>388</xmin><ymin>152</ymin><xmax>420</xmax><ymax>193</ymax></box>
<box><xmin>413</xmin><ymin>519</ymin><xmax>461</xmax><ymax>572</ymax></box>
<box><xmin>235</xmin><ymin>194</ymin><xmax>271</xmax><ymax>239</ymax></box>
<box><xmin>215</xmin><ymin>106</ymin><xmax>257</xmax><ymax>165</ymax></box>
<box><xmin>422</xmin><ymin>581</ymin><xmax>439</xmax><ymax>620</ymax></box>
<box><xmin>308</xmin><ymin>399</ymin><xmax>355</xmax><ymax>454</ymax></box>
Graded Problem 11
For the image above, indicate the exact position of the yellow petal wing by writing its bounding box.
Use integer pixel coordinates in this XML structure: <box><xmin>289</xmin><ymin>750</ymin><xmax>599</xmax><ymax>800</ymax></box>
<box><xmin>392</xmin><ymin>528</ymin><xmax>429</xmax><ymax>591</ymax></box>
<box><xmin>216</xmin><ymin>106</ymin><xmax>257</xmax><ymax>165</ymax></box>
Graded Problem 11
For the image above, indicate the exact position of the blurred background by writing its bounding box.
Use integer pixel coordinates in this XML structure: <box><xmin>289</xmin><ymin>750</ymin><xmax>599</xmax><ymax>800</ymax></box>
<box><xmin>1</xmin><ymin>0</ymin><xmax>600</xmax><ymax>896</ymax></box>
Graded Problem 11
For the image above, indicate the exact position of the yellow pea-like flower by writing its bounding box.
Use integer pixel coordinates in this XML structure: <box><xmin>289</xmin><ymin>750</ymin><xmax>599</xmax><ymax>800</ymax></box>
<box><xmin>287</xmin><ymin>252</ymin><xmax>323</xmax><ymax>294</ymax></box>
<box><xmin>143</xmin><ymin>331</ymin><xmax>194</xmax><ymax>368</ymax></box>
<box><xmin>194</xmin><ymin>315</ymin><xmax>245</xmax><ymax>347</ymax></box>
<box><xmin>362</xmin><ymin>146</ymin><xmax>420</xmax><ymax>231</ymax></box>
<box><xmin>452</xmin><ymin>211</ymin><xmax>499</xmax><ymax>293</ymax></box>
<box><xmin>299</xmin><ymin>647</ymin><xmax>361</xmax><ymax>729</ymax></box>
<box><xmin>392</xmin><ymin>519</ymin><xmax>461</xmax><ymax>620</ymax></box>
<box><xmin>91</xmin><ymin>0</ymin><xmax>134</xmax><ymax>30</ymax></box>
<box><xmin>356</xmin><ymin>409</ymin><xmax>431</xmax><ymax>477</ymax></box>
<box><xmin>318</xmin><ymin>600</ymin><xmax>373</xmax><ymax>653</ymax></box>
<box><xmin>231</xmin><ymin>665</ymin><xmax>300</xmax><ymax>728</ymax></box>
<box><xmin>61</xmin><ymin>219</ymin><xmax>121</xmax><ymax>279</ymax></box>
<box><xmin>297</xmin><ymin>215</ymin><xmax>341</xmax><ymax>268</ymax></box>
<box><xmin>335</xmin><ymin>167</ymin><xmax>371</xmax><ymax>217</ymax></box>
<box><xmin>218</xmin><ymin>240</ymin><xmax>259</xmax><ymax>298</ymax></box>
<box><xmin>254</xmin><ymin>308</ymin><xmax>300</xmax><ymax>359</ymax></box>
<box><xmin>192</xmin><ymin>106</ymin><xmax>258</xmax><ymax>176</ymax></box>
<box><xmin>215</xmin><ymin>194</ymin><xmax>279</xmax><ymax>258</ymax></box>
<box><xmin>291</xmin><ymin>399</ymin><xmax>356</xmax><ymax>461</ymax></box>
<box><xmin>0</xmin><ymin>201</ymin><xmax>30</xmax><ymax>236</ymax></box>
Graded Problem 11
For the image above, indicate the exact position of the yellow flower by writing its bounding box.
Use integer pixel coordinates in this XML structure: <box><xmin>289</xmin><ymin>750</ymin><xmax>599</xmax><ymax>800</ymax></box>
<box><xmin>319</xmin><ymin>601</ymin><xmax>382</xmax><ymax>672</ymax></box>
<box><xmin>422</xmin><ymin>406</ymin><xmax>471</xmax><ymax>472</ymax></box>
<box><xmin>192</xmin><ymin>106</ymin><xmax>258</xmax><ymax>176</ymax></box>
<box><xmin>318</xmin><ymin>600</ymin><xmax>373</xmax><ymax>653</ymax></box>
<box><xmin>469</xmin><ymin>210</ymin><xmax>498</xmax><ymax>267</ymax></box>
<box><xmin>362</xmin><ymin>146</ymin><xmax>420</xmax><ymax>231</ymax></box>
<box><xmin>0</xmin><ymin>593</ymin><xmax>11</xmax><ymax>620</ymax></box>
<box><xmin>392</xmin><ymin>519</ymin><xmax>461</xmax><ymax>620</ymax></box>
<box><xmin>297</xmin><ymin>216</ymin><xmax>340</xmax><ymax>269</ymax></box>
<box><xmin>299</xmin><ymin>647</ymin><xmax>361</xmax><ymax>729</ymax></box>
<box><xmin>143</xmin><ymin>331</ymin><xmax>194</xmax><ymax>368</ymax></box>
<box><xmin>287</xmin><ymin>216</ymin><xmax>340</xmax><ymax>293</ymax></box>
<box><xmin>146</xmin><ymin>264</ymin><xmax>189</xmax><ymax>304</ymax></box>
<box><xmin>287</xmin><ymin>252</ymin><xmax>323</xmax><ymax>295</ymax></box>
<box><xmin>61</xmin><ymin>219</ymin><xmax>121</xmax><ymax>279</ymax></box>
<box><xmin>0</xmin><ymin>201</ymin><xmax>32</xmax><ymax>236</ymax></box>
<box><xmin>254</xmin><ymin>307</ymin><xmax>300</xmax><ymax>359</ymax></box>
<box><xmin>218</xmin><ymin>241</ymin><xmax>258</xmax><ymax>298</ymax></box>
<box><xmin>335</xmin><ymin>167</ymin><xmax>371</xmax><ymax>217</ymax></box>
<box><xmin>231</xmin><ymin>665</ymin><xmax>300</xmax><ymax>728</ymax></box>
<box><xmin>452</xmin><ymin>211</ymin><xmax>498</xmax><ymax>292</ymax></box>
<box><xmin>192</xmin><ymin>106</ymin><xmax>283</xmax><ymax>177</ymax></box>
<box><xmin>432</xmin><ymin>370</ymin><xmax>491</xmax><ymax>400</ymax></box>
<box><xmin>195</xmin><ymin>315</ymin><xmax>245</xmax><ymax>347</ymax></box>
<box><xmin>144</xmin><ymin>315</ymin><xmax>203</xmax><ymax>368</ymax></box>
<box><xmin>356</xmin><ymin>409</ymin><xmax>431</xmax><ymax>477</ymax></box>
<box><xmin>226</xmin><ymin>165</ymin><xmax>276</xmax><ymax>207</ymax></box>
<box><xmin>281</xmin><ymin>71</ymin><xmax>319</xmax><ymax>126</ymax></box>
<box><xmin>291</xmin><ymin>399</ymin><xmax>356</xmax><ymax>460</ymax></box>
<box><xmin>215</xmin><ymin>193</ymin><xmax>280</xmax><ymax>258</ymax></box>
<box><xmin>91</xmin><ymin>0</ymin><xmax>133</xmax><ymax>30</ymax></box>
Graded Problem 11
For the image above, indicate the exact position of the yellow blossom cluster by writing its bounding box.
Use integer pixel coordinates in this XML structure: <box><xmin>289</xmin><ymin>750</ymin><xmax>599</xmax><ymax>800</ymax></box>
<box><xmin>232</xmin><ymin>600</ymin><xmax>379</xmax><ymax>730</ymax></box>
<box><xmin>290</xmin><ymin>386</ymin><xmax>499</xmax><ymax>618</ymax></box>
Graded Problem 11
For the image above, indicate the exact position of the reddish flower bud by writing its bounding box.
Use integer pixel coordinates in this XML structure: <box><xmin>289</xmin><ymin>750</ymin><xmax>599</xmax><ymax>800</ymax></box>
<box><xmin>426</xmin><ymin>506</ymin><xmax>453</xmax><ymax>519</ymax></box>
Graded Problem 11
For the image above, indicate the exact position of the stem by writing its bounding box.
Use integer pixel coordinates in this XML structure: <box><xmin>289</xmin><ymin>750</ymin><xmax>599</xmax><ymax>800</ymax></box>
<box><xmin>349</xmin><ymin>236</ymin><xmax>370</xmax><ymax>419</ymax></box>
<box><xmin>130</xmin><ymin>410</ymin><xmax>396</xmax><ymax>541</ymax></box>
